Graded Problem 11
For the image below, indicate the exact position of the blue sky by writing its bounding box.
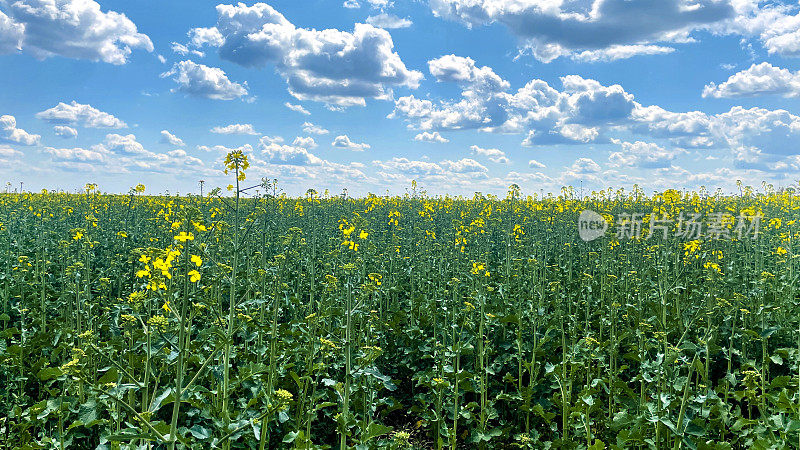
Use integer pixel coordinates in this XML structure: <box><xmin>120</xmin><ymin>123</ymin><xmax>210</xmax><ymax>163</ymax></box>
<box><xmin>2</xmin><ymin>0</ymin><xmax>800</xmax><ymax>196</ymax></box>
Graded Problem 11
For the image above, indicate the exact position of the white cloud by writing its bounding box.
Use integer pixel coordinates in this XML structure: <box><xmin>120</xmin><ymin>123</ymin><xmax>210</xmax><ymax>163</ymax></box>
<box><xmin>528</xmin><ymin>159</ymin><xmax>546</xmax><ymax>169</ymax></box>
<box><xmin>161</xmin><ymin>60</ymin><xmax>248</xmax><ymax>100</ymax></box>
<box><xmin>285</xmin><ymin>102</ymin><xmax>310</xmax><ymax>115</ymax></box>
<box><xmin>366</xmin><ymin>13</ymin><xmax>412</xmax><ymax>29</ymax></box>
<box><xmin>160</xmin><ymin>130</ymin><xmax>185</xmax><ymax>146</ymax></box>
<box><xmin>302</xmin><ymin>122</ymin><xmax>329</xmax><ymax>135</ymax></box>
<box><xmin>0</xmin><ymin>145</ymin><xmax>22</xmax><ymax>158</ymax></box>
<box><xmin>103</xmin><ymin>133</ymin><xmax>147</xmax><ymax>156</ymax></box>
<box><xmin>414</xmin><ymin>131</ymin><xmax>449</xmax><ymax>143</ymax></box>
<box><xmin>292</xmin><ymin>136</ymin><xmax>317</xmax><ymax>149</ymax></box>
<box><xmin>171</xmin><ymin>42</ymin><xmax>204</xmax><ymax>58</ymax></box>
<box><xmin>332</xmin><ymin>134</ymin><xmax>371</xmax><ymax>151</ymax></box>
<box><xmin>571</xmin><ymin>45</ymin><xmax>675</xmax><ymax>63</ymax></box>
<box><xmin>342</xmin><ymin>0</ymin><xmax>360</xmax><ymax>8</ymax></box>
<box><xmin>53</xmin><ymin>125</ymin><xmax>77</xmax><ymax>138</ymax></box>
<box><xmin>210</xmin><ymin>123</ymin><xmax>258</xmax><ymax>135</ymax></box>
<box><xmin>0</xmin><ymin>0</ymin><xmax>152</xmax><ymax>64</ymax></box>
<box><xmin>258</xmin><ymin>136</ymin><xmax>322</xmax><ymax>166</ymax></box>
<box><xmin>44</xmin><ymin>146</ymin><xmax>107</xmax><ymax>163</ymax></box>
<box><xmin>703</xmin><ymin>62</ymin><xmax>800</xmax><ymax>98</ymax></box>
<box><xmin>0</xmin><ymin>10</ymin><xmax>23</xmax><ymax>53</ymax></box>
<box><xmin>392</xmin><ymin>57</ymin><xmax>634</xmax><ymax>140</ymax></box>
<box><xmin>441</xmin><ymin>157</ymin><xmax>488</xmax><ymax>173</ymax></box>
<box><xmin>36</xmin><ymin>101</ymin><xmax>127</xmax><ymax>128</ymax></box>
<box><xmin>0</xmin><ymin>114</ymin><xmax>40</xmax><ymax>145</ymax></box>
<box><xmin>191</xmin><ymin>3</ymin><xmax>422</xmax><ymax>106</ymax></box>
<box><xmin>470</xmin><ymin>144</ymin><xmax>508</xmax><ymax>163</ymax></box>
<box><xmin>188</xmin><ymin>27</ymin><xmax>224</xmax><ymax>47</ymax></box>
<box><xmin>608</xmin><ymin>139</ymin><xmax>685</xmax><ymax>168</ymax></box>
<box><xmin>429</xmin><ymin>0</ymin><xmax>734</xmax><ymax>62</ymax></box>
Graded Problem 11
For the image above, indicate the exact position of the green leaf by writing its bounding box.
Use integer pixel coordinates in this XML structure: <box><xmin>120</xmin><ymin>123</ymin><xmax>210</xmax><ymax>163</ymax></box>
<box><xmin>588</xmin><ymin>439</ymin><xmax>605</xmax><ymax>450</ymax></box>
<box><xmin>363</xmin><ymin>423</ymin><xmax>393</xmax><ymax>441</ymax></box>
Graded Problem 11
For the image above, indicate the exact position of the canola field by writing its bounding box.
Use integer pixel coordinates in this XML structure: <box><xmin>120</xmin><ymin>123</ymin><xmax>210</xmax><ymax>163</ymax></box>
<box><xmin>2</xmin><ymin>154</ymin><xmax>800</xmax><ymax>449</ymax></box>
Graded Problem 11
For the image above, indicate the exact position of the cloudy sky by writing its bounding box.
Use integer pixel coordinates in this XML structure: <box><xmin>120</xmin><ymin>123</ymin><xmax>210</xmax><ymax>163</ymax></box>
<box><xmin>2</xmin><ymin>0</ymin><xmax>800</xmax><ymax>196</ymax></box>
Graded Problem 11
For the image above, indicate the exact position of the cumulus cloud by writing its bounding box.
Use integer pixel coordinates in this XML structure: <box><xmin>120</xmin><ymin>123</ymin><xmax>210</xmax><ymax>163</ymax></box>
<box><xmin>292</xmin><ymin>136</ymin><xmax>317</xmax><ymax>149</ymax></box>
<box><xmin>366</xmin><ymin>13</ymin><xmax>412</xmax><ymax>29</ymax></box>
<box><xmin>0</xmin><ymin>114</ymin><xmax>40</xmax><ymax>145</ymax></box>
<box><xmin>53</xmin><ymin>125</ymin><xmax>77</xmax><ymax>138</ymax></box>
<box><xmin>44</xmin><ymin>146</ymin><xmax>106</xmax><ymax>163</ymax></box>
<box><xmin>258</xmin><ymin>135</ymin><xmax>322</xmax><ymax>166</ymax></box>
<box><xmin>171</xmin><ymin>42</ymin><xmax>204</xmax><ymax>58</ymax></box>
<box><xmin>210</xmin><ymin>123</ymin><xmax>258</xmax><ymax>135</ymax></box>
<box><xmin>332</xmin><ymin>135</ymin><xmax>371</xmax><ymax>151</ymax></box>
<box><xmin>429</xmin><ymin>0</ymin><xmax>734</xmax><ymax>62</ymax></box>
<box><xmin>703</xmin><ymin>62</ymin><xmax>800</xmax><ymax>98</ymax></box>
<box><xmin>285</xmin><ymin>102</ymin><xmax>310</xmax><ymax>115</ymax></box>
<box><xmin>161</xmin><ymin>60</ymin><xmax>248</xmax><ymax>100</ymax></box>
<box><xmin>188</xmin><ymin>2</ymin><xmax>422</xmax><ymax>106</ymax></box>
<box><xmin>414</xmin><ymin>131</ymin><xmax>448</xmax><ymax>143</ymax></box>
<box><xmin>36</xmin><ymin>101</ymin><xmax>126</xmax><ymax>128</ymax></box>
<box><xmin>0</xmin><ymin>0</ymin><xmax>152</xmax><ymax>64</ymax></box>
<box><xmin>103</xmin><ymin>133</ymin><xmax>147</xmax><ymax>156</ymax></box>
<box><xmin>470</xmin><ymin>144</ymin><xmax>508</xmax><ymax>163</ymax></box>
<box><xmin>302</xmin><ymin>122</ymin><xmax>329</xmax><ymax>135</ymax></box>
<box><xmin>608</xmin><ymin>139</ymin><xmax>685</xmax><ymax>168</ymax></box>
<box><xmin>160</xmin><ymin>130</ymin><xmax>185</xmax><ymax>146</ymax></box>
<box><xmin>528</xmin><ymin>159</ymin><xmax>546</xmax><ymax>169</ymax></box>
<box><xmin>441</xmin><ymin>157</ymin><xmax>488</xmax><ymax>173</ymax></box>
<box><xmin>391</xmin><ymin>56</ymin><xmax>634</xmax><ymax>141</ymax></box>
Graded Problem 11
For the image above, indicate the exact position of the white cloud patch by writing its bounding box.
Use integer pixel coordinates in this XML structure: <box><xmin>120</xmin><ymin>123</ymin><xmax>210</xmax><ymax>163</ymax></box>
<box><xmin>302</xmin><ymin>122</ymin><xmax>329</xmax><ymax>135</ymax></box>
<box><xmin>608</xmin><ymin>139</ymin><xmax>685</xmax><ymax>168</ymax></box>
<box><xmin>258</xmin><ymin>135</ymin><xmax>322</xmax><ymax>166</ymax></box>
<box><xmin>171</xmin><ymin>42</ymin><xmax>204</xmax><ymax>58</ymax></box>
<box><xmin>161</xmin><ymin>60</ymin><xmax>248</xmax><ymax>100</ymax></box>
<box><xmin>285</xmin><ymin>102</ymin><xmax>310</xmax><ymax>115</ymax></box>
<box><xmin>571</xmin><ymin>45</ymin><xmax>675</xmax><ymax>63</ymax></box>
<box><xmin>703</xmin><ymin>62</ymin><xmax>800</xmax><ymax>98</ymax></box>
<box><xmin>292</xmin><ymin>136</ymin><xmax>317</xmax><ymax>149</ymax></box>
<box><xmin>392</xmin><ymin>56</ymin><xmax>634</xmax><ymax>142</ymax></box>
<box><xmin>103</xmin><ymin>133</ymin><xmax>147</xmax><ymax>156</ymax></box>
<box><xmin>366</xmin><ymin>13</ymin><xmax>412</xmax><ymax>29</ymax></box>
<box><xmin>528</xmin><ymin>159</ymin><xmax>546</xmax><ymax>169</ymax></box>
<box><xmin>332</xmin><ymin>134</ymin><xmax>371</xmax><ymax>151</ymax></box>
<box><xmin>189</xmin><ymin>2</ymin><xmax>422</xmax><ymax>106</ymax></box>
<box><xmin>53</xmin><ymin>125</ymin><xmax>77</xmax><ymax>138</ymax></box>
<box><xmin>414</xmin><ymin>131</ymin><xmax>449</xmax><ymax>143</ymax></box>
<box><xmin>470</xmin><ymin>144</ymin><xmax>508</xmax><ymax>163</ymax></box>
<box><xmin>0</xmin><ymin>0</ymin><xmax>152</xmax><ymax>64</ymax></box>
<box><xmin>160</xmin><ymin>130</ymin><xmax>185</xmax><ymax>146</ymax></box>
<box><xmin>1</xmin><ymin>114</ymin><xmax>40</xmax><ymax>145</ymax></box>
<box><xmin>210</xmin><ymin>123</ymin><xmax>258</xmax><ymax>135</ymax></box>
<box><xmin>441</xmin><ymin>157</ymin><xmax>488</xmax><ymax>173</ymax></box>
<box><xmin>429</xmin><ymin>0</ymin><xmax>734</xmax><ymax>62</ymax></box>
<box><xmin>36</xmin><ymin>101</ymin><xmax>126</xmax><ymax>128</ymax></box>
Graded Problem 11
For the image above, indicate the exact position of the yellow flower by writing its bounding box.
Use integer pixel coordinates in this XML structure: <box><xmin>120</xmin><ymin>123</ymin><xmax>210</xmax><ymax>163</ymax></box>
<box><xmin>188</xmin><ymin>270</ymin><xmax>201</xmax><ymax>283</ymax></box>
<box><xmin>73</xmin><ymin>231</ymin><xmax>83</xmax><ymax>241</ymax></box>
<box><xmin>191</xmin><ymin>254</ymin><xmax>202</xmax><ymax>267</ymax></box>
<box><xmin>174</xmin><ymin>231</ymin><xmax>194</xmax><ymax>242</ymax></box>
<box><xmin>776</xmin><ymin>246</ymin><xmax>788</xmax><ymax>256</ymax></box>
<box><xmin>162</xmin><ymin>301</ymin><xmax>171</xmax><ymax>313</ymax></box>
<box><xmin>359</xmin><ymin>229</ymin><xmax>368</xmax><ymax>239</ymax></box>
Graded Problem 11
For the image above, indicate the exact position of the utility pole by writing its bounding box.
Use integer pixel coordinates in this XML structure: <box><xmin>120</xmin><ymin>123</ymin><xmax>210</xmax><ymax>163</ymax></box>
<box><xmin>19</xmin><ymin>182</ymin><xmax>23</xmax><ymax>193</ymax></box>
<box><xmin>199</xmin><ymin>180</ymin><xmax>205</xmax><ymax>197</ymax></box>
